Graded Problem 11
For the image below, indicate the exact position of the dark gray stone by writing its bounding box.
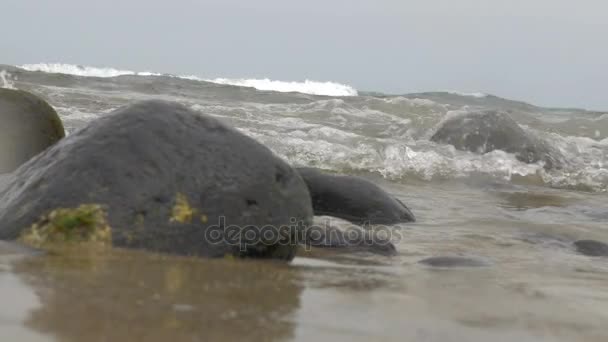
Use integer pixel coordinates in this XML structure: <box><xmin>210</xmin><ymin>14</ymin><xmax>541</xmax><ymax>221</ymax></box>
<box><xmin>418</xmin><ymin>256</ymin><xmax>490</xmax><ymax>268</ymax></box>
<box><xmin>431</xmin><ymin>110</ymin><xmax>562</xmax><ymax>169</ymax></box>
<box><xmin>0</xmin><ymin>88</ymin><xmax>65</xmax><ymax>173</ymax></box>
<box><xmin>574</xmin><ymin>240</ymin><xmax>608</xmax><ymax>257</ymax></box>
<box><xmin>0</xmin><ymin>100</ymin><xmax>313</xmax><ymax>261</ymax></box>
<box><xmin>296</xmin><ymin>167</ymin><xmax>415</xmax><ymax>225</ymax></box>
<box><xmin>304</xmin><ymin>224</ymin><xmax>397</xmax><ymax>256</ymax></box>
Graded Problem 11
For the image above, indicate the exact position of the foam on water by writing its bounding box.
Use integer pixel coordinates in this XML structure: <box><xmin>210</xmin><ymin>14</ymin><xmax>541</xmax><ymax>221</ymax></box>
<box><xmin>191</xmin><ymin>95</ymin><xmax>608</xmax><ymax>191</ymax></box>
<box><xmin>17</xmin><ymin>63</ymin><xmax>358</xmax><ymax>97</ymax></box>
<box><xmin>206</xmin><ymin>78</ymin><xmax>358</xmax><ymax>97</ymax></box>
<box><xmin>9</xmin><ymin>62</ymin><xmax>608</xmax><ymax>191</ymax></box>
<box><xmin>383</xmin><ymin>97</ymin><xmax>443</xmax><ymax>107</ymax></box>
<box><xmin>19</xmin><ymin>63</ymin><xmax>161</xmax><ymax>78</ymax></box>
<box><xmin>209</xmin><ymin>101</ymin><xmax>606</xmax><ymax>191</ymax></box>
<box><xmin>0</xmin><ymin>70</ymin><xmax>16</xmax><ymax>89</ymax></box>
<box><xmin>447</xmin><ymin>90</ymin><xmax>488</xmax><ymax>98</ymax></box>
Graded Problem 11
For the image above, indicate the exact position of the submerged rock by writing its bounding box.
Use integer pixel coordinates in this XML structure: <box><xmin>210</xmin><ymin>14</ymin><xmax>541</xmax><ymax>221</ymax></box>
<box><xmin>574</xmin><ymin>240</ymin><xmax>608</xmax><ymax>257</ymax></box>
<box><xmin>418</xmin><ymin>256</ymin><xmax>490</xmax><ymax>268</ymax></box>
<box><xmin>0</xmin><ymin>100</ymin><xmax>313</xmax><ymax>260</ymax></box>
<box><xmin>431</xmin><ymin>110</ymin><xmax>562</xmax><ymax>169</ymax></box>
<box><xmin>304</xmin><ymin>222</ymin><xmax>397</xmax><ymax>256</ymax></box>
<box><xmin>296</xmin><ymin>167</ymin><xmax>415</xmax><ymax>225</ymax></box>
<box><xmin>0</xmin><ymin>88</ymin><xmax>65</xmax><ymax>173</ymax></box>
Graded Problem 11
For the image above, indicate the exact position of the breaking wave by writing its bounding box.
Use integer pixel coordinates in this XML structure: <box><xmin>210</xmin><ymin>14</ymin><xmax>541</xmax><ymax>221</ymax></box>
<box><xmin>17</xmin><ymin>63</ymin><xmax>358</xmax><ymax>97</ymax></box>
<box><xmin>19</xmin><ymin>63</ymin><xmax>161</xmax><ymax>78</ymax></box>
<box><xmin>447</xmin><ymin>91</ymin><xmax>487</xmax><ymax>98</ymax></box>
<box><xmin>206</xmin><ymin>78</ymin><xmax>357</xmax><ymax>97</ymax></box>
<box><xmin>0</xmin><ymin>70</ymin><xmax>16</xmax><ymax>89</ymax></box>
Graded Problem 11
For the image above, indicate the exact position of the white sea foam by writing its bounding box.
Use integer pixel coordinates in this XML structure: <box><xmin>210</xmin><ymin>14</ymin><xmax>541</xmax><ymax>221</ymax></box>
<box><xmin>447</xmin><ymin>91</ymin><xmax>488</xmax><ymax>98</ymax></box>
<box><xmin>206</xmin><ymin>78</ymin><xmax>358</xmax><ymax>97</ymax></box>
<box><xmin>19</xmin><ymin>63</ymin><xmax>161</xmax><ymax>78</ymax></box>
<box><xmin>17</xmin><ymin>63</ymin><xmax>358</xmax><ymax>97</ymax></box>
<box><xmin>0</xmin><ymin>70</ymin><xmax>16</xmax><ymax>89</ymax></box>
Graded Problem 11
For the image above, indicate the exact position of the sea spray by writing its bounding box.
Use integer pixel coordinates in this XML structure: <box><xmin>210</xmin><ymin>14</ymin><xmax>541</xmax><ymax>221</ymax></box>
<box><xmin>0</xmin><ymin>70</ymin><xmax>15</xmax><ymax>89</ymax></box>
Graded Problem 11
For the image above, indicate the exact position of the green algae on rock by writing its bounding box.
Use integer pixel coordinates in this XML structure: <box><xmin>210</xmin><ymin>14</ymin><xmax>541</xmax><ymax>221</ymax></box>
<box><xmin>170</xmin><ymin>193</ymin><xmax>196</xmax><ymax>224</ymax></box>
<box><xmin>19</xmin><ymin>204</ymin><xmax>112</xmax><ymax>250</ymax></box>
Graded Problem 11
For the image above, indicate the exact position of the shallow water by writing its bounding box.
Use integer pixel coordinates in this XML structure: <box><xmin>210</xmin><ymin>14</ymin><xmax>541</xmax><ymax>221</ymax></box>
<box><xmin>1</xmin><ymin>64</ymin><xmax>608</xmax><ymax>341</ymax></box>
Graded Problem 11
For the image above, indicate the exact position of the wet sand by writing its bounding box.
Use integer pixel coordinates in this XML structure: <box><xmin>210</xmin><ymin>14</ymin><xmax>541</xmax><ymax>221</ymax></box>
<box><xmin>2</xmin><ymin>179</ymin><xmax>608</xmax><ymax>342</ymax></box>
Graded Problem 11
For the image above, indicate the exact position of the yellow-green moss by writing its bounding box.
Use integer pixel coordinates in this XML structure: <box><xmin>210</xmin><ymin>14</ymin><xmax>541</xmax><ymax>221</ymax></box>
<box><xmin>170</xmin><ymin>193</ymin><xmax>196</xmax><ymax>224</ymax></box>
<box><xmin>170</xmin><ymin>194</ymin><xmax>208</xmax><ymax>224</ymax></box>
<box><xmin>223</xmin><ymin>254</ymin><xmax>236</xmax><ymax>261</ymax></box>
<box><xmin>20</xmin><ymin>204</ymin><xmax>112</xmax><ymax>250</ymax></box>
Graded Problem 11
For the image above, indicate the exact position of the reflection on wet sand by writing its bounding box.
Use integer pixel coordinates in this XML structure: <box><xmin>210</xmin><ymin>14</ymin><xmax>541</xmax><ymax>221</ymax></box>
<box><xmin>3</xmin><ymin>219</ymin><xmax>608</xmax><ymax>342</ymax></box>
<box><xmin>11</xmin><ymin>247</ymin><xmax>302</xmax><ymax>342</ymax></box>
<box><xmin>495</xmin><ymin>190</ymin><xmax>576</xmax><ymax>210</ymax></box>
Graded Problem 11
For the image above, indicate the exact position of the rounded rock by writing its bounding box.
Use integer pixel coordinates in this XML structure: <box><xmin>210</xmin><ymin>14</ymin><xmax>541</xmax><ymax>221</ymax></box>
<box><xmin>304</xmin><ymin>223</ymin><xmax>397</xmax><ymax>256</ymax></box>
<box><xmin>574</xmin><ymin>240</ymin><xmax>608</xmax><ymax>257</ymax></box>
<box><xmin>0</xmin><ymin>100</ymin><xmax>313</xmax><ymax>261</ymax></box>
<box><xmin>431</xmin><ymin>110</ymin><xmax>562</xmax><ymax>169</ymax></box>
<box><xmin>0</xmin><ymin>88</ymin><xmax>65</xmax><ymax>173</ymax></box>
<box><xmin>296</xmin><ymin>167</ymin><xmax>415</xmax><ymax>225</ymax></box>
<box><xmin>418</xmin><ymin>256</ymin><xmax>490</xmax><ymax>268</ymax></box>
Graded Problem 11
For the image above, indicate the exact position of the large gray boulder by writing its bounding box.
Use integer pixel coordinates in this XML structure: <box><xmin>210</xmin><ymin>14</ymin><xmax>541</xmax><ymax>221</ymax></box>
<box><xmin>296</xmin><ymin>167</ymin><xmax>415</xmax><ymax>224</ymax></box>
<box><xmin>431</xmin><ymin>110</ymin><xmax>563</xmax><ymax>169</ymax></box>
<box><xmin>0</xmin><ymin>88</ymin><xmax>65</xmax><ymax>173</ymax></box>
<box><xmin>0</xmin><ymin>100</ymin><xmax>313</xmax><ymax>260</ymax></box>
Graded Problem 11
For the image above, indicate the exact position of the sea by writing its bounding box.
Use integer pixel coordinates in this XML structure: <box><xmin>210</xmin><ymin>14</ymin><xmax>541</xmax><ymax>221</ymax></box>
<box><xmin>1</xmin><ymin>63</ymin><xmax>608</xmax><ymax>342</ymax></box>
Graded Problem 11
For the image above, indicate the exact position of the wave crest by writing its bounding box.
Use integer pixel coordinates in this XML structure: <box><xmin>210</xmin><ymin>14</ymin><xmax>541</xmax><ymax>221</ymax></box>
<box><xmin>207</xmin><ymin>78</ymin><xmax>358</xmax><ymax>97</ymax></box>
<box><xmin>19</xmin><ymin>63</ymin><xmax>160</xmax><ymax>78</ymax></box>
<box><xmin>447</xmin><ymin>91</ymin><xmax>487</xmax><ymax>98</ymax></box>
<box><xmin>0</xmin><ymin>70</ymin><xmax>16</xmax><ymax>89</ymax></box>
<box><xmin>17</xmin><ymin>63</ymin><xmax>358</xmax><ymax>97</ymax></box>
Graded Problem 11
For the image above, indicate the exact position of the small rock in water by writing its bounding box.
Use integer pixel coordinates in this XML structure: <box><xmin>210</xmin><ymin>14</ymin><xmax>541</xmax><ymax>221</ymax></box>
<box><xmin>296</xmin><ymin>167</ymin><xmax>415</xmax><ymax>224</ymax></box>
<box><xmin>418</xmin><ymin>256</ymin><xmax>490</xmax><ymax>268</ymax></box>
<box><xmin>574</xmin><ymin>240</ymin><xmax>608</xmax><ymax>257</ymax></box>
<box><xmin>304</xmin><ymin>223</ymin><xmax>397</xmax><ymax>256</ymax></box>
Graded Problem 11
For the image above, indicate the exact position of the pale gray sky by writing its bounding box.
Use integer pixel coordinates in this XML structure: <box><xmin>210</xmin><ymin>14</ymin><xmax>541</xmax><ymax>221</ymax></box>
<box><xmin>4</xmin><ymin>0</ymin><xmax>607</xmax><ymax>109</ymax></box>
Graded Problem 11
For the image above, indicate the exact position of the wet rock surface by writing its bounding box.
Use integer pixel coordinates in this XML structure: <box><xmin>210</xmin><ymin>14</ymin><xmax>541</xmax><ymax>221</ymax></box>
<box><xmin>0</xmin><ymin>88</ymin><xmax>65</xmax><ymax>173</ymax></box>
<box><xmin>0</xmin><ymin>100</ymin><xmax>313</xmax><ymax>260</ymax></box>
<box><xmin>304</xmin><ymin>222</ymin><xmax>397</xmax><ymax>256</ymax></box>
<box><xmin>418</xmin><ymin>256</ymin><xmax>491</xmax><ymax>268</ymax></box>
<box><xmin>296</xmin><ymin>167</ymin><xmax>415</xmax><ymax>225</ymax></box>
<box><xmin>431</xmin><ymin>110</ymin><xmax>563</xmax><ymax>169</ymax></box>
<box><xmin>574</xmin><ymin>240</ymin><xmax>608</xmax><ymax>257</ymax></box>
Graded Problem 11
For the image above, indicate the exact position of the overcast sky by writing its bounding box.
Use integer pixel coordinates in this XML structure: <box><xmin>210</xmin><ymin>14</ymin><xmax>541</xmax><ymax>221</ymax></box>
<box><xmin>3</xmin><ymin>0</ymin><xmax>607</xmax><ymax>109</ymax></box>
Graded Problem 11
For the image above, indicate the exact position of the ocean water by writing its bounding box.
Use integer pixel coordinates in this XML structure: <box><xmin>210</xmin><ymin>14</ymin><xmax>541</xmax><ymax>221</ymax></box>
<box><xmin>1</xmin><ymin>63</ymin><xmax>608</xmax><ymax>341</ymax></box>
